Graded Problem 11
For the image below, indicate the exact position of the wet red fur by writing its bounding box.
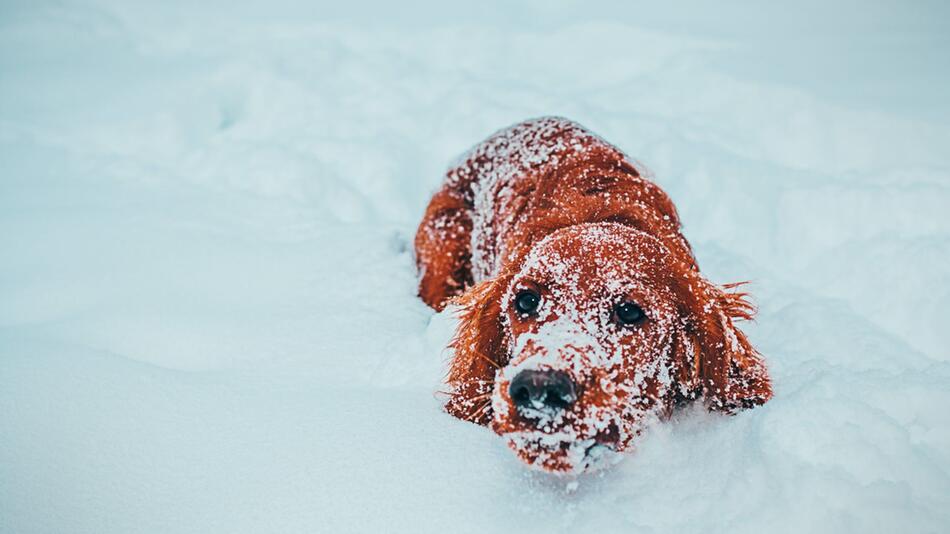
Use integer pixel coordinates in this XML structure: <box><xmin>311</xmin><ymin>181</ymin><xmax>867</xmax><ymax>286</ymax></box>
<box><xmin>415</xmin><ymin>117</ymin><xmax>771</xmax><ymax>467</ymax></box>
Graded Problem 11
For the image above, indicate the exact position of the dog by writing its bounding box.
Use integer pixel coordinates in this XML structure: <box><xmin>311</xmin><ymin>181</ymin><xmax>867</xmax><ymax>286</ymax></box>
<box><xmin>415</xmin><ymin>117</ymin><xmax>772</xmax><ymax>473</ymax></box>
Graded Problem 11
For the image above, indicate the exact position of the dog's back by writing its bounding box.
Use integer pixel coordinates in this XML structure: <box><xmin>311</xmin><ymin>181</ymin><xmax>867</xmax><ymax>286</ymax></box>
<box><xmin>416</xmin><ymin>117</ymin><xmax>694</xmax><ymax>309</ymax></box>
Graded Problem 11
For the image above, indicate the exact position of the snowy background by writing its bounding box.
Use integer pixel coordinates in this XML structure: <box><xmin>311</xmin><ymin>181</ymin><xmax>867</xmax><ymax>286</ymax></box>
<box><xmin>2</xmin><ymin>1</ymin><xmax>949</xmax><ymax>532</ymax></box>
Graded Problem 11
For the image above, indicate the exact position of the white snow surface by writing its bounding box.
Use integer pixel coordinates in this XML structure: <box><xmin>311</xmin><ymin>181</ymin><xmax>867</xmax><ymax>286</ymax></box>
<box><xmin>2</xmin><ymin>1</ymin><xmax>950</xmax><ymax>533</ymax></box>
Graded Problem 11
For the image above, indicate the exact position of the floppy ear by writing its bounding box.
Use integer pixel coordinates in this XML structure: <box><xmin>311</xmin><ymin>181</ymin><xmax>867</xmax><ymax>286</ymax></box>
<box><xmin>674</xmin><ymin>273</ymin><xmax>772</xmax><ymax>412</ymax></box>
<box><xmin>443</xmin><ymin>274</ymin><xmax>512</xmax><ymax>425</ymax></box>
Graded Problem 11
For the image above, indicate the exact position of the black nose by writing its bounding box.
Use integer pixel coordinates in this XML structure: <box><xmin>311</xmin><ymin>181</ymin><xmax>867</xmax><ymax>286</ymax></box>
<box><xmin>508</xmin><ymin>370</ymin><xmax>577</xmax><ymax>410</ymax></box>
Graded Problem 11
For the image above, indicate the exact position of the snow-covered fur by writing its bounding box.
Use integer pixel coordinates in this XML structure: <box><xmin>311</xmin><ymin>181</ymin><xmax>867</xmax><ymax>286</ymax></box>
<box><xmin>415</xmin><ymin>117</ymin><xmax>771</xmax><ymax>473</ymax></box>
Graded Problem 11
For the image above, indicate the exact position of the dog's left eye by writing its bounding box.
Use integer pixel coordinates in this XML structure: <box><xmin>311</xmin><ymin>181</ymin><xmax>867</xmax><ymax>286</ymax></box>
<box><xmin>514</xmin><ymin>290</ymin><xmax>541</xmax><ymax>315</ymax></box>
<box><xmin>614</xmin><ymin>301</ymin><xmax>646</xmax><ymax>325</ymax></box>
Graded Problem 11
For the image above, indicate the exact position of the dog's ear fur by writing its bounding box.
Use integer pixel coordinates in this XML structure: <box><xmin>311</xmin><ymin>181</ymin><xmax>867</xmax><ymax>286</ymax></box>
<box><xmin>444</xmin><ymin>273</ymin><xmax>513</xmax><ymax>425</ymax></box>
<box><xmin>672</xmin><ymin>270</ymin><xmax>772</xmax><ymax>411</ymax></box>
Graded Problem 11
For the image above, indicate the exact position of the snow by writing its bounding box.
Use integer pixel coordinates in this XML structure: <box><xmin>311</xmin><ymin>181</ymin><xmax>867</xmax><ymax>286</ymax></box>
<box><xmin>2</xmin><ymin>1</ymin><xmax>949</xmax><ymax>532</ymax></box>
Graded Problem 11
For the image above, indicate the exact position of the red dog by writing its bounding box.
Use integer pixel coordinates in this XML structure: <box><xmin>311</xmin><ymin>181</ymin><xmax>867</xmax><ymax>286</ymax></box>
<box><xmin>415</xmin><ymin>117</ymin><xmax>772</xmax><ymax>473</ymax></box>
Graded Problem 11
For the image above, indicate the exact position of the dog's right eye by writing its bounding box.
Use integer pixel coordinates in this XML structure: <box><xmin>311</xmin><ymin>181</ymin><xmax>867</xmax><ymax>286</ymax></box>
<box><xmin>614</xmin><ymin>301</ymin><xmax>647</xmax><ymax>326</ymax></box>
<box><xmin>514</xmin><ymin>290</ymin><xmax>541</xmax><ymax>315</ymax></box>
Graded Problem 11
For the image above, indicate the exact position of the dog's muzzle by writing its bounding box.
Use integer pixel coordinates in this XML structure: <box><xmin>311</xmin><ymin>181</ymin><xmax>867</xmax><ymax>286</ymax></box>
<box><xmin>508</xmin><ymin>369</ymin><xmax>577</xmax><ymax>411</ymax></box>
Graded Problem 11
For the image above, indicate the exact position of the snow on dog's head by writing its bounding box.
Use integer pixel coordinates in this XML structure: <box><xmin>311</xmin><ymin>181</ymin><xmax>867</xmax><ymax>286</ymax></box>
<box><xmin>445</xmin><ymin>223</ymin><xmax>771</xmax><ymax>474</ymax></box>
<box><xmin>490</xmin><ymin>224</ymin><xmax>679</xmax><ymax>473</ymax></box>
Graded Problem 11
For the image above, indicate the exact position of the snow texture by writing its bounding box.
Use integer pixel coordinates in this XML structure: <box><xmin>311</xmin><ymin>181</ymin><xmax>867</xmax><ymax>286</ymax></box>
<box><xmin>2</xmin><ymin>1</ymin><xmax>950</xmax><ymax>533</ymax></box>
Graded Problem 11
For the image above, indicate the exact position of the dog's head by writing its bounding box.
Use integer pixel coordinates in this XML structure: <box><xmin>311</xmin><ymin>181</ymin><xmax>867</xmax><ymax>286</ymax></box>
<box><xmin>446</xmin><ymin>223</ymin><xmax>771</xmax><ymax>474</ymax></box>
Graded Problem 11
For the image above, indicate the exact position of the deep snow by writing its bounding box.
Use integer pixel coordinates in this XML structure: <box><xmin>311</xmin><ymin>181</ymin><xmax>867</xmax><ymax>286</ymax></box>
<box><xmin>2</xmin><ymin>1</ymin><xmax>949</xmax><ymax>533</ymax></box>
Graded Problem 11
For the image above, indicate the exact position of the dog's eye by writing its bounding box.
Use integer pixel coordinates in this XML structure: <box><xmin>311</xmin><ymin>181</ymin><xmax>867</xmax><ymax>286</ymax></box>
<box><xmin>514</xmin><ymin>290</ymin><xmax>541</xmax><ymax>315</ymax></box>
<box><xmin>614</xmin><ymin>301</ymin><xmax>646</xmax><ymax>326</ymax></box>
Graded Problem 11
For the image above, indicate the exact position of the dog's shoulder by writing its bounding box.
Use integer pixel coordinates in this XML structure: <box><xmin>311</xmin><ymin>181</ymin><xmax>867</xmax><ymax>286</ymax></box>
<box><xmin>447</xmin><ymin>116</ymin><xmax>626</xmax><ymax>201</ymax></box>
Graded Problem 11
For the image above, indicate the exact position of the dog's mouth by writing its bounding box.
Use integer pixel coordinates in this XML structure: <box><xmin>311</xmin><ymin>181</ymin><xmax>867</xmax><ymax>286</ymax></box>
<box><xmin>490</xmin><ymin>358</ymin><xmax>666</xmax><ymax>474</ymax></box>
<box><xmin>501</xmin><ymin>430</ymin><xmax>622</xmax><ymax>474</ymax></box>
<box><xmin>489</xmin><ymin>370</ymin><xmax>636</xmax><ymax>474</ymax></box>
<box><xmin>493</xmin><ymin>403</ymin><xmax>626</xmax><ymax>474</ymax></box>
